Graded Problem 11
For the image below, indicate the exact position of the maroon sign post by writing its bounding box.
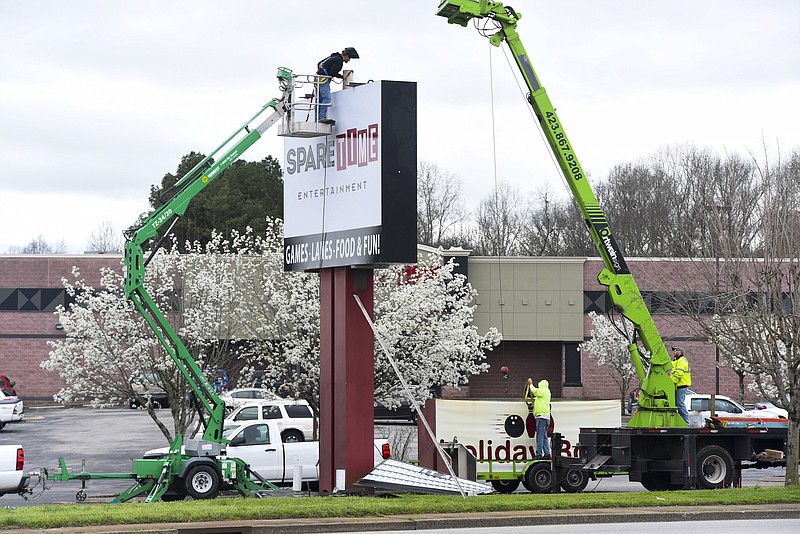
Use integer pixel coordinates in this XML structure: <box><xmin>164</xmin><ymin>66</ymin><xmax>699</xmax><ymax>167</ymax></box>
<box><xmin>319</xmin><ymin>267</ymin><xmax>374</xmax><ymax>492</ymax></box>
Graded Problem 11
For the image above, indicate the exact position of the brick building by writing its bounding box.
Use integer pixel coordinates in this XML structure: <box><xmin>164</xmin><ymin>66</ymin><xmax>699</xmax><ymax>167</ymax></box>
<box><xmin>1</xmin><ymin>252</ymin><xmax>737</xmax><ymax>404</ymax></box>
<box><xmin>0</xmin><ymin>254</ymin><xmax>123</xmax><ymax>401</ymax></box>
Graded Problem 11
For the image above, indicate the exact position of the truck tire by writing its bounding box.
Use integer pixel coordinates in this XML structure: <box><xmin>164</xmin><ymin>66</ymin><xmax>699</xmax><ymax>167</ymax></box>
<box><xmin>490</xmin><ymin>479</ymin><xmax>520</xmax><ymax>494</ymax></box>
<box><xmin>696</xmin><ymin>445</ymin><xmax>734</xmax><ymax>489</ymax></box>
<box><xmin>281</xmin><ymin>429</ymin><xmax>304</xmax><ymax>443</ymax></box>
<box><xmin>559</xmin><ymin>468</ymin><xmax>588</xmax><ymax>493</ymax></box>
<box><xmin>524</xmin><ymin>462</ymin><xmax>555</xmax><ymax>493</ymax></box>
<box><xmin>183</xmin><ymin>464</ymin><xmax>220</xmax><ymax>499</ymax></box>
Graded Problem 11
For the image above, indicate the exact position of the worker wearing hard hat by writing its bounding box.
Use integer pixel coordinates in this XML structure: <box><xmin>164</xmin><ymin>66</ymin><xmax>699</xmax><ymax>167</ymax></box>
<box><xmin>316</xmin><ymin>47</ymin><xmax>359</xmax><ymax>124</ymax></box>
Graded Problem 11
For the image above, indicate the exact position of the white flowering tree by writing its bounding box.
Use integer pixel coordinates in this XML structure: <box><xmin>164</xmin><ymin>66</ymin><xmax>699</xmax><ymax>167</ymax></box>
<box><xmin>45</xmin><ymin>219</ymin><xmax>500</xmax><ymax>443</ymax></box>
<box><xmin>711</xmin><ymin>313</ymin><xmax>800</xmax><ymax>486</ymax></box>
<box><xmin>44</xmin><ymin>262</ymin><xmax>198</xmax><ymax>441</ymax></box>
<box><xmin>579</xmin><ymin>311</ymin><xmax>640</xmax><ymax>415</ymax></box>
<box><xmin>44</xmin><ymin>237</ymin><xmax>255</xmax><ymax>442</ymax></box>
<box><xmin>234</xmin><ymin>224</ymin><xmax>501</xmax><ymax>420</ymax></box>
<box><xmin>372</xmin><ymin>253</ymin><xmax>501</xmax><ymax>406</ymax></box>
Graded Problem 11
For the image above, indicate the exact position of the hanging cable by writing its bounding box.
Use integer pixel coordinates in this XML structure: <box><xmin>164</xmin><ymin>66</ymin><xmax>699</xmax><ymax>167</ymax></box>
<box><xmin>488</xmin><ymin>41</ymin><xmax>509</xmax><ymax>394</ymax></box>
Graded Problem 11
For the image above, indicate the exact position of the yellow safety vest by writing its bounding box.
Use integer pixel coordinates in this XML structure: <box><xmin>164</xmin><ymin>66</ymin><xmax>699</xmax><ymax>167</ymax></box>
<box><xmin>672</xmin><ymin>356</ymin><xmax>692</xmax><ymax>388</ymax></box>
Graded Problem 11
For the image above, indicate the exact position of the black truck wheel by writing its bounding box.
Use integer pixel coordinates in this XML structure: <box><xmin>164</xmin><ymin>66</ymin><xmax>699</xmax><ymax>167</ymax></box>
<box><xmin>184</xmin><ymin>464</ymin><xmax>220</xmax><ymax>499</ymax></box>
<box><xmin>560</xmin><ymin>468</ymin><xmax>588</xmax><ymax>493</ymax></box>
<box><xmin>491</xmin><ymin>479</ymin><xmax>520</xmax><ymax>494</ymax></box>
<box><xmin>696</xmin><ymin>445</ymin><xmax>734</xmax><ymax>489</ymax></box>
<box><xmin>524</xmin><ymin>463</ymin><xmax>555</xmax><ymax>493</ymax></box>
<box><xmin>281</xmin><ymin>429</ymin><xmax>304</xmax><ymax>443</ymax></box>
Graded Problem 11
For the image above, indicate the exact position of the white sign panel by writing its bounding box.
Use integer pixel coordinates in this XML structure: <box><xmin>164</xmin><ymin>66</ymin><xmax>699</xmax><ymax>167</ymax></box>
<box><xmin>284</xmin><ymin>83</ymin><xmax>381</xmax><ymax>238</ymax></box>
<box><xmin>282</xmin><ymin>80</ymin><xmax>417</xmax><ymax>271</ymax></box>
<box><xmin>434</xmin><ymin>399</ymin><xmax>620</xmax><ymax>461</ymax></box>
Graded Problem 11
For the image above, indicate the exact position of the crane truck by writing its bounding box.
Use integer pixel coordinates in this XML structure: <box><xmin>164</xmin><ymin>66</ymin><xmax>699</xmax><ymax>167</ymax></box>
<box><xmin>436</xmin><ymin>0</ymin><xmax>791</xmax><ymax>492</ymax></box>
<box><xmin>43</xmin><ymin>68</ymin><xmax>344</xmax><ymax>503</ymax></box>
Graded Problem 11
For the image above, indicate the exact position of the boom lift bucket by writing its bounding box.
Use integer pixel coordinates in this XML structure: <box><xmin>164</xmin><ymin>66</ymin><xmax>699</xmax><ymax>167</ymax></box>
<box><xmin>278</xmin><ymin>72</ymin><xmax>337</xmax><ymax>138</ymax></box>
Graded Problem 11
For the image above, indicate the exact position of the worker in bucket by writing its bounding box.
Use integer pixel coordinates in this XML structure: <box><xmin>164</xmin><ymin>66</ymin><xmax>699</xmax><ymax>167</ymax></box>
<box><xmin>316</xmin><ymin>47</ymin><xmax>359</xmax><ymax>124</ymax></box>
<box><xmin>526</xmin><ymin>378</ymin><xmax>552</xmax><ymax>458</ymax></box>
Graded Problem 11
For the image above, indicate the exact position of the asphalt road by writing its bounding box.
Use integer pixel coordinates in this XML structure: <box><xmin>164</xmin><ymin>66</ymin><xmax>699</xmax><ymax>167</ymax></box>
<box><xmin>337</xmin><ymin>519</ymin><xmax>800</xmax><ymax>534</ymax></box>
<box><xmin>0</xmin><ymin>406</ymin><xmax>789</xmax><ymax>507</ymax></box>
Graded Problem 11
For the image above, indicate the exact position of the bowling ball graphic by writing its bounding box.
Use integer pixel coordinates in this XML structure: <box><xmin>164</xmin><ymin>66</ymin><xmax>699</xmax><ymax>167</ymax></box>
<box><xmin>504</xmin><ymin>414</ymin><xmax>525</xmax><ymax>438</ymax></box>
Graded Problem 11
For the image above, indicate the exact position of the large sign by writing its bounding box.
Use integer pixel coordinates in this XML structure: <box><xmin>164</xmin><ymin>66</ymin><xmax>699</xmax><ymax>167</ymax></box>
<box><xmin>283</xmin><ymin>81</ymin><xmax>417</xmax><ymax>271</ymax></box>
<box><xmin>433</xmin><ymin>399</ymin><xmax>620</xmax><ymax>462</ymax></box>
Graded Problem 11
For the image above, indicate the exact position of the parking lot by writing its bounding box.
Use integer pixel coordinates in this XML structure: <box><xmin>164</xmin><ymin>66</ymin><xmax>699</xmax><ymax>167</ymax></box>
<box><xmin>0</xmin><ymin>406</ymin><xmax>788</xmax><ymax>507</ymax></box>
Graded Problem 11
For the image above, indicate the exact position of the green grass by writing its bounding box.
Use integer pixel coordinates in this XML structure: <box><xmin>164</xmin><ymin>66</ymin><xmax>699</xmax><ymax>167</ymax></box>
<box><xmin>2</xmin><ymin>486</ymin><xmax>799</xmax><ymax>530</ymax></box>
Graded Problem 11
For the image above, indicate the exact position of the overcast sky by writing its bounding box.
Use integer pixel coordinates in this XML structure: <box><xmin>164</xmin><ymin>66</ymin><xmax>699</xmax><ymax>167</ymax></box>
<box><xmin>2</xmin><ymin>1</ymin><xmax>799</xmax><ymax>253</ymax></box>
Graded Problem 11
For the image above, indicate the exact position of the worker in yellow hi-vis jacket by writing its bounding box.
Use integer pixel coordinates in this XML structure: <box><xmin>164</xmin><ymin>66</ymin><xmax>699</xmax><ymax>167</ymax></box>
<box><xmin>671</xmin><ymin>347</ymin><xmax>692</xmax><ymax>424</ymax></box>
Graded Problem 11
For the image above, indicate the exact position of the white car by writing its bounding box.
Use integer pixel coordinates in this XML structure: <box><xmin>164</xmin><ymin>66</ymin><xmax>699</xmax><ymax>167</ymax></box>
<box><xmin>225</xmin><ymin>399</ymin><xmax>315</xmax><ymax>442</ymax></box>
<box><xmin>0</xmin><ymin>389</ymin><xmax>24</xmax><ymax>431</ymax></box>
<box><xmin>219</xmin><ymin>388</ymin><xmax>280</xmax><ymax>411</ymax></box>
<box><xmin>684</xmin><ymin>393</ymin><xmax>788</xmax><ymax>421</ymax></box>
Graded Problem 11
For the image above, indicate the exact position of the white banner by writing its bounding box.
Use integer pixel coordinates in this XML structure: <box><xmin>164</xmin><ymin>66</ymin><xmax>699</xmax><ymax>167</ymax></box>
<box><xmin>434</xmin><ymin>399</ymin><xmax>620</xmax><ymax>461</ymax></box>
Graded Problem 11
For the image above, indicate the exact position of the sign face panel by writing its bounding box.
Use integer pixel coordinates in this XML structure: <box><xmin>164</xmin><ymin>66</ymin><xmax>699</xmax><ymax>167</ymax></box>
<box><xmin>283</xmin><ymin>81</ymin><xmax>416</xmax><ymax>271</ymax></box>
<box><xmin>433</xmin><ymin>399</ymin><xmax>620</xmax><ymax>462</ymax></box>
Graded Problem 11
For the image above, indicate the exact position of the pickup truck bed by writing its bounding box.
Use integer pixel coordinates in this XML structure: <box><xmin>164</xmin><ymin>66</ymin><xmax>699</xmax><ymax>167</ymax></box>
<box><xmin>0</xmin><ymin>445</ymin><xmax>29</xmax><ymax>497</ymax></box>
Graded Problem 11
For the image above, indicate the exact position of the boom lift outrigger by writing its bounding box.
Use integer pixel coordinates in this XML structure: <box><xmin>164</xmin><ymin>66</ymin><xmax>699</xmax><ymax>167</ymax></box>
<box><xmin>436</xmin><ymin>0</ymin><xmax>685</xmax><ymax>428</ymax></box>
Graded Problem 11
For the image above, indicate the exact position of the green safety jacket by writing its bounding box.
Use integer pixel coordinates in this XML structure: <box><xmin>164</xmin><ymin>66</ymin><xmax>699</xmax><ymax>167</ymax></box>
<box><xmin>671</xmin><ymin>356</ymin><xmax>692</xmax><ymax>388</ymax></box>
<box><xmin>529</xmin><ymin>379</ymin><xmax>551</xmax><ymax>417</ymax></box>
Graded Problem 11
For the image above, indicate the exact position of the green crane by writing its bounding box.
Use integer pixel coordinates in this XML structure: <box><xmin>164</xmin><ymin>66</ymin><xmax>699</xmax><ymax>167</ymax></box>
<box><xmin>436</xmin><ymin>0</ymin><xmax>685</xmax><ymax>428</ymax></box>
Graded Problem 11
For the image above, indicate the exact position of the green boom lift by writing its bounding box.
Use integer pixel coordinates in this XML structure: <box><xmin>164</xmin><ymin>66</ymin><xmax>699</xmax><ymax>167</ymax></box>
<box><xmin>46</xmin><ymin>68</ymin><xmax>318</xmax><ymax>503</ymax></box>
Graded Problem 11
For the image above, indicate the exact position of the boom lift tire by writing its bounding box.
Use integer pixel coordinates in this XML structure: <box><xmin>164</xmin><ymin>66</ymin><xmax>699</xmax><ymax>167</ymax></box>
<box><xmin>696</xmin><ymin>445</ymin><xmax>734</xmax><ymax>489</ymax></box>
<box><xmin>559</xmin><ymin>468</ymin><xmax>588</xmax><ymax>493</ymax></box>
<box><xmin>184</xmin><ymin>464</ymin><xmax>220</xmax><ymax>499</ymax></box>
<box><xmin>524</xmin><ymin>462</ymin><xmax>555</xmax><ymax>493</ymax></box>
<box><xmin>490</xmin><ymin>479</ymin><xmax>520</xmax><ymax>494</ymax></box>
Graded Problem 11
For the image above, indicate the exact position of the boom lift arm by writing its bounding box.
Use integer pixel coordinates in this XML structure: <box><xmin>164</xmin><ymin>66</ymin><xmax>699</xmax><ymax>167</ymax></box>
<box><xmin>123</xmin><ymin>68</ymin><xmax>294</xmax><ymax>442</ymax></box>
<box><xmin>436</xmin><ymin>0</ymin><xmax>684</xmax><ymax>427</ymax></box>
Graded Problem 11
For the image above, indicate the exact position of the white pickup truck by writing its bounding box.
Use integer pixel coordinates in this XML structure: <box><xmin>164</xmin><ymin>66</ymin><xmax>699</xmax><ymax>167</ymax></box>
<box><xmin>145</xmin><ymin>420</ymin><xmax>390</xmax><ymax>489</ymax></box>
<box><xmin>0</xmin><ymin>444</ymin><xmax>30</xmax><ymax>497</ymax></box>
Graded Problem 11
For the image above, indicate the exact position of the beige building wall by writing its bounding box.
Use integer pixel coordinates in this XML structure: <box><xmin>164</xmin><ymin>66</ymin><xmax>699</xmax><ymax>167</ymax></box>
<box><xmin>469</xmin><ymin>257</ymin><xmax>585</xmax><ymax>341</ymax></box>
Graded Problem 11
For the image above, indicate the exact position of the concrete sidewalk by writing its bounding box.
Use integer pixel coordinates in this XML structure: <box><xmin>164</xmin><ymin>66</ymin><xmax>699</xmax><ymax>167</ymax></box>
<box><xmin>11</xmin><ymin>503</ymin><xmax>800</xmax><ymax>534</ymax></box>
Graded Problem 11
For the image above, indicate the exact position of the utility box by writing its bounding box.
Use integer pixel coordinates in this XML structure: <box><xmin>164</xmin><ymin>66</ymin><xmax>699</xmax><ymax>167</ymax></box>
<box><xmin>441</xmin><ymin>442</ymin><xmax>477</xmax><ymax>481</ymax></box>
<box><xmin>688</xmin><ymin>412</ymin><xmax>705</xmax><ymax>428</ymax></box>
<box><xmin>184</xmin><ymin>440</ymin><xmax>222</xmax><ymax>457</ymax></box>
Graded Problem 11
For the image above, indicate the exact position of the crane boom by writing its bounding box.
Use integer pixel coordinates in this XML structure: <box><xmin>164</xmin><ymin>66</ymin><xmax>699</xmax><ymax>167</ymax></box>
<box><xmin>437</xmin><ymin>0</ymin><xmax>685</xmax><ymax>427</ymax></box>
